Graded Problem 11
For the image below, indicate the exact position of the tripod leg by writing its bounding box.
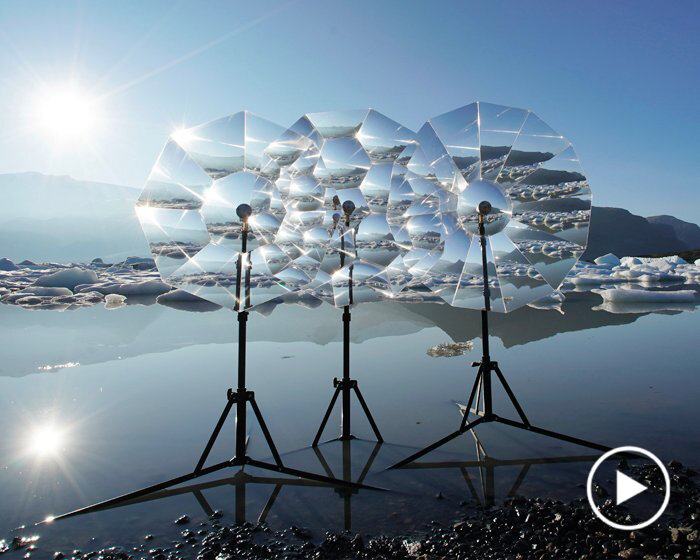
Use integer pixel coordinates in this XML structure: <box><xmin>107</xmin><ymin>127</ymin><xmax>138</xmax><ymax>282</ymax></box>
<box><xmin>388</xmin><ymin>417</ymin><xmax>485</xmax><ymax>469</ymax></box>
<box><xmin>312</xmin><ymin>446</ymin><xmax>335</xmax><ymax>478</ymax></box>
<box><xmin>496</xmin><ymin>416</ymin><xmax>610</xmax><ymax>452</ymax></box>
<box><xmin>50</xmin><ymin>459</ymin><xmax>232</xmax><ymax>521</ymax></box>
<box><xmin>192</xmin><ymin>489</ymin><xmax>215</xmax><ymax>517</ymax></box>
<box><xmin>357</xmin><ymin>441</ymin><xmax>382</xmax><ymax>484</ymax></box>
<box><xmin>258</xmin><ymin>484</ymin><xmax>282</xmax><ymax>524</ymax></box>
<box><xmin>493</xmin><ymin>364</ymin><xmax>530</xmax><ymax>426</ymax></box>
<box><xmin>460</xmin><ymin>466</ymin><xmax>482</xmax><ymax>506</ymax></box>
<box><xmin>507</xmin><ymin>463</ymin><xmax>531</xmax><ymax>498</ymax></box>
<box><xmin>249</xmin><ymin>396</ymin><xmax>284</xmax><ymax>467</ymax></box>
<box><xmin>312</xmin><ymin>385</ymin><xmax>342</xmax><ymax>447</ymax></box>
<box><xmin>246</xmin><ymin>459</ymin><xmax>378</xmax><ymax>490</ymax></box>
<box><xmin>195</xmin><ymin>396</ymin><xmax>235</xmax><ymax>473</ymax></box>
<box><xmin>461</xmin><ymin>369</ymin><xmax>483</xmax><ymax>430</ymax></box>
<box><xmin>352</xmin><ymin>385</ymin><xmax>383</xmax><ymax>442</ymax></box>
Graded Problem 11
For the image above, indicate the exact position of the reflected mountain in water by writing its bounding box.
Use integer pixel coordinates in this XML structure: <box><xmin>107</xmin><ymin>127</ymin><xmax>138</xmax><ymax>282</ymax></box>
<box><xmin>2</xmin><ymin>291</ymin><xmax>694</xmax><ymax>378</ymax></box>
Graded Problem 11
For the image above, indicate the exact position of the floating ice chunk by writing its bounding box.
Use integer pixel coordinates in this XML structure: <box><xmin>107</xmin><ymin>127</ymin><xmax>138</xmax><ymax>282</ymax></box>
<box><xmin>19</xmin><ymin>287</ymin><xmax>73</xmax><ymax>297</ymax></box>
<box><xmin>104</xmin><ymin>293</ymin><xmax>127</xmax><ymax>309</ymax></box>
<box><xmin>636</xmin><ymin>273</ymin><xmax>686</xmax><ymax>283</ymax></box>
<box><xmin>594</xmin><ymin>253</ymin><xmax>621</xmax><ymax>267</ymax></box>
<box><xmin>620</xmin><ymin>256</ymin><xmax>643</xmax><ymax>267</ymax></box>
<box><xmin>33</xmin><ymin>268</ymin><xmax>98</xmax><ymax>290</ymax></box>
<box><xmin>78</xmin><ymin>280</ymin><xmax>170</xmax><ymax>296</ymax></box>
<box><xmin>594</xmin><ymin>288</ymin><xmax>696</xmax><ymax>303</ymax></box>
<box><xmin>594</xmin><ymin>301</ymin><xmax>696</xmax><ymax>314</ymax></box>
<box><xmin>427</xmin><ymin>341</ymin><xmax>474</xmax><ymax>357</ymax></box>
<box><xmin>528</xmin><ymin>290</ymin><xmax>565</xmax><ymax>314</ymax></box>
<box><xmin>571</xmin><ymin>274</ymin><xmax>625</xmax><ymax>285</ymax></box>
<box><xmin>0</xmin><ymin>258</ymin><xmax>18</xmax><ymax>271</ymax></box>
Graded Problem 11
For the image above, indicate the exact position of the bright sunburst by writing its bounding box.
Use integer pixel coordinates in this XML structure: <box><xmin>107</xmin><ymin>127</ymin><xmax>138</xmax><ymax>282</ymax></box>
<box><xmin>27</xmin><ymin>423</ymin><xmax>65</xmax><ymax>458</ymax></box>
<box><xmin>32</xmin><ymin>85</ymin><xmax>100</xmax><ymax>142</ymax></box>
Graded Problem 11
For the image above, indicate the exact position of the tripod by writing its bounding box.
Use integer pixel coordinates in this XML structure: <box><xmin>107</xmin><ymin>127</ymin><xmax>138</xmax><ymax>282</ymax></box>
<box><xmin>389</xmin><ymin>202</ymin><xmax>610</xmax><ymax>470</ymax></box>
<box><xmin>313</xmin><ymin>201</ymin><xmax>383</xmax><ymax>446</ymax></box>
<box><xmin>313</xmin><ymin>440</ymin><xmax>382</xmax><ymax>530</ymax></box>
<box><xmin>48</xmin><ymin>205</ymin><xmax>367</xmax><ymax>523</ymax></box>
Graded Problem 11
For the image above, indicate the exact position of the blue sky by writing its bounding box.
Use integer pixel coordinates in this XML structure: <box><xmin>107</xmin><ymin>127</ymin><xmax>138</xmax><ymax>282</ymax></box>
<box><xmin>1</xmin><ymin>0</ymin><xmax>698</xmax><ymax>221</ymax></box>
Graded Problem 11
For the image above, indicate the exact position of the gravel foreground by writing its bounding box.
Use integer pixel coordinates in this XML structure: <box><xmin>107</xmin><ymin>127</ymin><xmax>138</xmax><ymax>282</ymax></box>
<box><xmin>4</xmin><ymin>460</ymin><xmax>700</xmax><ymax>560</ymax></box>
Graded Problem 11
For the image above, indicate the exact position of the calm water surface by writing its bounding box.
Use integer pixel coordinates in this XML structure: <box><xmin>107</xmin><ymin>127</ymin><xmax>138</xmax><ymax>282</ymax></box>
<box><xmin>1</xmin><ymin>294</ymin><xmax>699</xmax><ymax>557</ymax></box>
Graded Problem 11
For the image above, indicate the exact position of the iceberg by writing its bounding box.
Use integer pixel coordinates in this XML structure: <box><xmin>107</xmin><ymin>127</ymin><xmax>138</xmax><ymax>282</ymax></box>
<box><xmin>594</xmin><ymin>288</ymin><xmax>696</xmax><ymax>303</ymax></box>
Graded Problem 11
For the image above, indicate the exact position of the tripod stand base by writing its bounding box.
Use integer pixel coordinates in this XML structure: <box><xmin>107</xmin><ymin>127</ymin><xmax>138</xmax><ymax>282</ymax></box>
<box><xmin>388</xmin><ymin>357</ymin><xmax>610</xmax><ymax>470</ymax></box>
<box><xmin>48</xmin><ymin>387</ymin><xmax>378</xmax><ymax>523</ymax></box>
<box><xmin>313</xmin><ymin>377</ymin><xmax>384</xmax><ymax>446</ymax></box>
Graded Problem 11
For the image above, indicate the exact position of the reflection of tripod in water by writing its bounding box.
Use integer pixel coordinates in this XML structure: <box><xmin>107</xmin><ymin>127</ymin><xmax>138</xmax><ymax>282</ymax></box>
<box><xmin>313</xmin><ymin>198</ymin><xmax>383</xmax><ymax>446</ymax></box>
<box><xmin>390</xmin><ymin>201</ymin><xmax>609</xmax><ymax>470</ymax></box>
<box><xmin>48</xmin><ymin>204</ymin><xmax>366</xmax><ymax>524</ymax></box>
<box><xmin>404</xmin><ymin>429</ymin><xmax>599</xmax><ymax>508</ymax></box>
<box><xmin>56</xmin><ymin>467</ymin><xmax>337</xmax><ymax>525</ymax></box>
<box><xmin>313</xmin><ymin>440</ymin><xmax>382</xmax><ymax>531</ymax></box>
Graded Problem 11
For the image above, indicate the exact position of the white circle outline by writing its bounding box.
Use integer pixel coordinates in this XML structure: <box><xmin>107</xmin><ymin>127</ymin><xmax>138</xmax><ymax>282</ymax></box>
<box><xmin>586</xmin><ymin>446</ymin><xmax>670</xmax><ymax>531</ymax></box>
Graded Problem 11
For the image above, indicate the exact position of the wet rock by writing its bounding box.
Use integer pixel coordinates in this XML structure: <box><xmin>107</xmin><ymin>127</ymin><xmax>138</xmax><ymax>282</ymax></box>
<box><xmin>174</xmin><ymin>515</ymin><xmax>190</xmax><ymax>525</ymax></box>
<box><xmin>618</xmin><ymin>548</ymin><xmax>643</xmax><ymax>559</ymax></box>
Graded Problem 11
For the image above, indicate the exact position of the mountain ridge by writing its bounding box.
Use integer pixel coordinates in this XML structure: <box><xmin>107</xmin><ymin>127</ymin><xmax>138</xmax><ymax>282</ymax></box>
<box><xmin>0</xmin><ymin>172</ymin><xmax>697</xmax><ymax>263</ymax></box>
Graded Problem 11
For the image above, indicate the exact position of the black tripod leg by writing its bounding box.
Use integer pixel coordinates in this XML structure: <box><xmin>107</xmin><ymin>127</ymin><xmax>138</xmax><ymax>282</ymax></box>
<box><xmin>249</xmin><ymin>396</ymin><xmax>284</xmax><ymax>467</ymax></box>
<box><xmin>352</xmin><ymin>385</ymin><xmax>383</xmax><ymax>442</ymax></box>
<box><xmin>258</xmin><ymin>484</ymin><xmax>282</xmax><ymax>524</ymax></box>
<box><xmin>388</xmin><ymin>417</ymin><xmax>485</xmax><ymax>469</ymax></box>
<box><xmin>461</xmin><ymin>369</ymin><xmax>483</xmax><ymax>430</ymax></box>
<box><xmin>312</xmin><ymin>385</ymin><xmax>342</xmax><ymax>446</ymax></box>
<box><xmin>493</xmin><ymin>364</ymin><xmax>530</xmax><ymax>426</ymax></box>
<box><xmin>246</xmin><ymin>459</ymin><xmax>379</xmax><ymax>490</ymax></box>
<box><xmin>312</xmin><ymin>446</ymin><xmax>335</xmax><ymax>478</ymax></box>
<box><xmin>192</xmin><ymin>489</ymin><xmax>215</xmax><ymax>517</ymax></box>
<box><xmin>460</xmin><ymin>466</ymin><xmax>482</xmax><ymax>506</ymax></box>
<box><xmin>195</xmin><ymin>396</ymin><xmax>235</xmax><ymax>473</ymax></box>
<box><xmin>496</xmin><ymin>417</ymin><xmax>610</xmax><ymax>452</ymax></box>
<box><xmin>50</xmin><ymin>459</ymin><xmax>232</xmax><ymax>522</ymax></box>
<box><xmin>507</xmin><ymin>463</ymin><xmax>531</xmax><ymax>498</ymax></box>
<box><xmin>357</xmin><ymin>441</ymin><xmax>382</xmax><ymax>484</ymax></box>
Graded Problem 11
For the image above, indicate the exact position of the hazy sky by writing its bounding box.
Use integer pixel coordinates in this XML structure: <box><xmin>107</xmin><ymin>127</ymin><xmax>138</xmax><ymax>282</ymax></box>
<box><xmin>1</xmin><ymin>0</ymin><xmax>698</xmax><ymax>221</ymax></box>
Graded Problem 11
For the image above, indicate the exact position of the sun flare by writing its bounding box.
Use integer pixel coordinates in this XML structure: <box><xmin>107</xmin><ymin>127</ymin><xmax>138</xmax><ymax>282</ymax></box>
<box><xmin>32</xmin><ymin>85</ymin><xmax>100</xmax><ymax>142</ymax></box>
<box><xmin>28</xmin><ymin>423</ymin><xmax>65</xmax><ymax>458</ymax></box>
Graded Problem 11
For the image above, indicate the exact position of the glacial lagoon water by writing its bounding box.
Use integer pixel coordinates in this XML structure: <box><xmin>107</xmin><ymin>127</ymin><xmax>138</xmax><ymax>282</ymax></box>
<box><xmin>1</xmin><ymin>293</ymin><xmax>699</xmax><ymax>557</ymax></box>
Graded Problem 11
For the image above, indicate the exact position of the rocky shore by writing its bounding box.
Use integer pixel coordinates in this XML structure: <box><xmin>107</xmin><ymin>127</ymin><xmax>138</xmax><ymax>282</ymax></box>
<box><xmin>4</xmin><ymin>460</ymin><xmax>698</xmax><ymax>560</ymax></box>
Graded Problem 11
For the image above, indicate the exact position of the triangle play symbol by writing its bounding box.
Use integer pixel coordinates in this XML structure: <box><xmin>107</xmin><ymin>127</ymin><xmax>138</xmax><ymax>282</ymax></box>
<box><xmin>616</xmin><ymin>471</ymin><xmax>648</xmax><ymax>505</ymax></box>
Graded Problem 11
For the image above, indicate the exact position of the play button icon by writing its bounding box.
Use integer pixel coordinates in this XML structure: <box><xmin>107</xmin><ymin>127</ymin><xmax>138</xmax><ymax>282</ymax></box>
<box><xmin>587</xmin><ymin>446</ymin><xmax>670</xmax><ymax>530</ymax></box>
<box><xmin>616</xmin><ymin>470</ymin><xmax>648</xmax><ymax>505</ymax></box>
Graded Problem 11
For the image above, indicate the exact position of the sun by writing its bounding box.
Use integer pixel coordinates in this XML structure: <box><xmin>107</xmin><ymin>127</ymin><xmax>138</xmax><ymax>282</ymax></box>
<box><xmin>32</xmin><ymin>85</ymin><xmax>100</xmax><ymax>142</ymax></box>
<box><xmin>27</xmin><ymin>423</ymin><xmax>65</xmax><ymax>458</ymax></box>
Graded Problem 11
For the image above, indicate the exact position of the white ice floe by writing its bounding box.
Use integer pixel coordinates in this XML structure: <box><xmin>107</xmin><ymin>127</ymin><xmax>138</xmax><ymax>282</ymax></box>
<box><xmin>593</xmin><ymin>288</ymin><xmax>696</xmax><ymax>303</ymax></box>
<box><xmin>33</xmin><ymin>267</ymin><xmax>98</xmax><ymax>290</ymax></box>
<box><xmin>528</xmin><ymin>290</ymin><xmax>566</xmax><ymax>313</ymax></box>
<box><xmin>594</xmin><ymin>253</ymin><xmax>621</xmax><ymax>266</ymax></box>
<box><xmin>104</xmin><ymin>293</ymin><xmax>127</xmax><ymax>309</ymax></box>
<box><xmin>77</xmin><ymin>279</ymin><xmax>170</xmax><ymax>297</ymax></box>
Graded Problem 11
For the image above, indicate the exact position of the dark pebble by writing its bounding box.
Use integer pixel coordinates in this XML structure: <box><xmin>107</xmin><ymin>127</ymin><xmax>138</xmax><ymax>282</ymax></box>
<box><xmin>174</xmin><ymin>515</ymin><xmax>190</xmax><ymax>525</ymax></box>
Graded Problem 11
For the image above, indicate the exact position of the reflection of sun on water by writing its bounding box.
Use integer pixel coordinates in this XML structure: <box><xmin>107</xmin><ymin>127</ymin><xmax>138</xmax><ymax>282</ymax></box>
<box><xmin>27</xmin><ymin>423</ymin><xmax>65</xmax><ymax>458</ymax></box>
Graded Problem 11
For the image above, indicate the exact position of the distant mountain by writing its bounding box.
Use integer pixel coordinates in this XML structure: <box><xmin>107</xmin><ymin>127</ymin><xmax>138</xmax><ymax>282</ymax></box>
<box><xmin>0</xmin><ymin>172</ymin><xmax>149</xmax><ymax>262</ymax></box>
<box><xmin>581</xmin><ymin>206</ymin><xmax>694</xmax><ymax>261</ymax></box>
<box><xmin>0</xmin><ymin>172</ymin><xmax>697</xmax><ymax>264</ymax></box>
<box><xmin>647</xmin><ymin>215</ymin><xmax>700</xmax><ymax>250</ymax></box>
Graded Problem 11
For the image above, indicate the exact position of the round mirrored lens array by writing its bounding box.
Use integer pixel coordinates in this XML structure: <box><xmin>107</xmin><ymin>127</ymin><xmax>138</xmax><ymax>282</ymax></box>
<box><xmin>136</xmin><ymin>103</ymin><xmax>590</xmax><ymax>312</ymax></box>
